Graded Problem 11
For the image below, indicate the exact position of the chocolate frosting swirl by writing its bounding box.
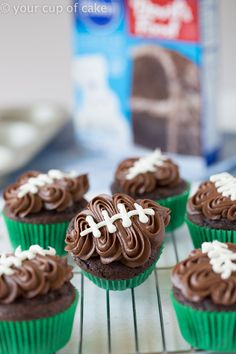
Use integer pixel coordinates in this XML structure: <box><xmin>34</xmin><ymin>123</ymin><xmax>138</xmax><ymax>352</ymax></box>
<box><xmin>188</xmin><ymin>181</ymin><xmax>236</xmax><ymax>221</ymax></box>
<box><xmin>114</xmin><ymin>157</ymin><xmax>180</xmax><ymax>196</ymax></box>
<box><xmin>3</xmin><ymin>171</ymin><xmax>89</xmax><ymax>217</ymax></box>
<box><xmin>172</xmin><ymin>243</ymin><xmax>236</xmax><ymax>305</ymax></box>
<box><xmin>65</xmin><ymin>193</ymin><xmax>170</xmax><ymax>268</ymax></box>
<box><xmin>0</xmin><ymin>254</ymin><xmax>72</xmax><ymax>304</ymax></box>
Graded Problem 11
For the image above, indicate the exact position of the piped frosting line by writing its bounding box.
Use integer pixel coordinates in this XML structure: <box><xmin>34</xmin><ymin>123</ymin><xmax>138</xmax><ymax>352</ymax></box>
<box><xmin>202</xmin><ymin>241</ymin><xmax>236</xmax><ymax>279</ymax></box>
<box><xmin>17</xmin><ymin>169</ymin><xmax>77</xmax><ymax>198</ymax></box>
<box><xmin>210</xmin><ymin>172</ymin><xmax>236</xmax><ymax>201</ymax></box>
<box><xmin>80</xmin><ymin>202</ymin><xmax>155</xmax><ymax>238</ymax></box>
<box><xmin>126</xmin><ymin>149</ymin><xmax>167</xmax><ymax>180</ymax></box>
<box><xmin>0</xmin><ymin>245</ymin><xmax>56</xmax><ymax>276</ymax></box>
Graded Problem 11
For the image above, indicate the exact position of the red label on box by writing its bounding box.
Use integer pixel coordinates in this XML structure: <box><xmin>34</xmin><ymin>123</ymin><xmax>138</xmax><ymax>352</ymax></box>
<box><xmin>127</xmin><ymin>0</ymin><xmax>199</xmax><ymax>42</ymax></box>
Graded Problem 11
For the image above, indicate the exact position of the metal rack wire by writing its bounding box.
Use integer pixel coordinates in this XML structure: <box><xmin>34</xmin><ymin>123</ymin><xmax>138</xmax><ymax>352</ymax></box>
<box><xmin>71</xmin><ymin>229</ymin><xmax>206</xmax><ymax>354</ymax></box>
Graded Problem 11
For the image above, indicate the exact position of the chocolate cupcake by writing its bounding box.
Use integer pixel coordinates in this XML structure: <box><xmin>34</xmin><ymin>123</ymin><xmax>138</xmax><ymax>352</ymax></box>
<box><xmin>2</xmin><ymin>169</ymin><xmax>89</xmax><ymax>254</ymax></box>
<box><xmin>0</xmin><ymin>244</ymin><xmax>78</xmax><ymax>354</ymax></box>
<box><xmin>65</xmin><ymin>193</ymin><xmax>170</xmax><ymax>290</ymax></box>
<box><xmin>171</xmin><ymin>241</ymin><xmax>236</xmax><ymax>352</ymax></box>
<box><xmin>186</xmin><ymin>172</ymin><xmax>236</xmax><ymax>248</ymax></box>
<box><xmin>111</xmin><ymin>149</ymin><xmax>190</xmax><ymax>231</ymax></box>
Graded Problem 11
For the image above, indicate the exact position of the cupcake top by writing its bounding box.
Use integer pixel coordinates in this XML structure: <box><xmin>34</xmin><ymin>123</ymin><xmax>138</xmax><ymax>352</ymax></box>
<box><xmin>65</xmin><ymin>193</ymin><xmax>170</xmax><ymax>268</ymax></box>
<box><xmin>113</xmin><ymin>149</ymin><xmax>180</xmax><ymax>196</ymax></box>
<box><xmin>188</xmin><ymin>172</ymin><xmax>236</xmax><ymax>221</ymax></box>
<box><xmin>0</xmin><ymin>245</ymin><xmax>72</xmax><ymax>304</ymax></box>
<box><xmin>172</xmin><ymin>241</ymin><xmax>236</xmax><ymax>306</ymax></box>
<box><xmin>3</xmin><ymin>169</ymin><xmax>89</xmax><ymax>217</ymax></box>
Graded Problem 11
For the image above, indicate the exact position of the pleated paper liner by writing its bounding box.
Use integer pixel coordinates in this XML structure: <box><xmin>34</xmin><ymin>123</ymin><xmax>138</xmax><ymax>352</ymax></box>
<box><xmin>185</xmin><ymin>216</ymin><xmax>236</xmax><ymax>249</ymax></box>
<box><xmin>0</xmin><ymin>290</ymin><xmax>78</xmax><ymax>354</ymax></box>
<box><xmin>171</xmin><ymin>292</ymin><xmax>236</xmax><ymax>352</ymax></box>
<box><xmin>2</xmin><ymin>213</ymin><xmax>69</xmax><ymax>255</ymax></box>
<box><xmin>157</xmin><ymin>183</ymin><xmax>190</xmax><ymax>232</ymax></box>
<box><xmin>82</xmin><ymin>244</ymin><xmax>164</xmax><ymax>291</ymax></box>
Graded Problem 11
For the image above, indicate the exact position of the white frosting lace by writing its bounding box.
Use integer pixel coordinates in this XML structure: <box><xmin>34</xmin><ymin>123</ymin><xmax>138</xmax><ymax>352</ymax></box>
<box><xmin>202</xmin><ymin>241</ymin><xmax>236</xmax><ymax>279</ymax></box>
<box><xmin>0</xmin><ymin>245</ymin><xmax>56</xmax><ymax>276</ymax></box>
<box><xmin>210</xmin><ymin>172</ymin><xmax>236</xmax><ymax>201</ymax></box>
<box><xmin>126</xmin><ymin>149</ymin><xmax>167</xmax><ymax>180</ymax></box>
<box><xmin>17</xmin><ymin>169</ymin><xmax>77</xmax><ymax>198</ymax></box>
<box><xmin>80</xmin><ymin>202</ymin><xmax>155</xmax><ymax>238</ymax></box>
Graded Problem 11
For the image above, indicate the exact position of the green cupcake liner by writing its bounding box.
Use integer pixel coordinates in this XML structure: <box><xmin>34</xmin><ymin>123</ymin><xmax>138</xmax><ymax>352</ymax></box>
<box><xmin>2</xmin><ymin>213</ymin><xmax>69</xmax><ymax>256</ymax></box>
<box><xmin>171</xmin><ymin>292</ymin><xmax>236</xmax><ymax>352</ymax></box>
<box><xmin>185</xmin><ymin>216</ymin><xmax>236</xmax><ymax>249</ymax></box>
<box><xmin>0</xmin><ymin>290</ymin><xmax>78</xmax><ymax>354</ymax></box>
<box><xmin>157</xmin><ymin>183</ymin><xmax>190</xmax><ymax>232</ymax></box>
<box><xmin>82</xmin><ymin>245</ymin><xmax>164</xmax><ymax>291</ymax></box>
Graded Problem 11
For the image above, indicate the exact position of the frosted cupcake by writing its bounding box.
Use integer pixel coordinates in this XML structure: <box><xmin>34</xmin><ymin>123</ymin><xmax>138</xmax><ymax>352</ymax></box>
<box><xmin>0</xmin><ymin>245</ymin><xmax>78</xmax><ymax>354</ymax></box>
<box><xmin>186</xmin><ymin>172</ymin><xmax>236</xmax><ymax>248</ymax></box>
<box><xmin>171</xmin><ymin>241</ymin><xmax>236</xmax><ymax>352</ymax></box>
<box><xmin>111</xmin><ymin>149</ymin><xmax>190</xmax><ymax>231</ymax></box>
<box><xmin>65</xmin><ymin>193</ymin><xmax>170</xmax><ymax>290</ymax></box>
<box><xmin>2</xmin><ymin>169</ymin><xmax>89</xmax><ymax>254</ymax></box>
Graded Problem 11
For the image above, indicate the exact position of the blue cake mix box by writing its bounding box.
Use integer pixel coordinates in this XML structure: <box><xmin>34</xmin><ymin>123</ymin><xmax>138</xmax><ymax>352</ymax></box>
<box><xmin>73</xmin><ymin>0</ymin><xmax>220</xmax><ymax>164</ymax></box>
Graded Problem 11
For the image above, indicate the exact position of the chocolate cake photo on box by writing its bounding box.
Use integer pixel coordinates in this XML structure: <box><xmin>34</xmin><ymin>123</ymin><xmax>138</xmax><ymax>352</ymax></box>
<box><xmin>2</xmin><ymin>169</ymin><xmax>89</xmax><ymax>255</ymax></box>
<box><xmin>171</xmin><ymin>241</ymin><xmax>236</xmax><ymax>352</ymax></box>
<box><xmin>130</xmin><ymin>45</ymin><xmax>201</xmax><ymax>155</ymax></box>
<box><xmin>65</xmin><ymin>193</ymin><xmax>170</xmax><ymax>291</ymax></box>
<box><xmin>0</xmin><ymin>244</ymin><xmax>78</xmax><ymax>354</ymax></box>
<box><xmin>111</xmin><ymin>149</ymin><xmax>190</xmax><ymax>232</ymax></box>
<box><xmin>186</xmin><ymin>172</ymin><xmax>236</xmax><ymax>248</ymax></box>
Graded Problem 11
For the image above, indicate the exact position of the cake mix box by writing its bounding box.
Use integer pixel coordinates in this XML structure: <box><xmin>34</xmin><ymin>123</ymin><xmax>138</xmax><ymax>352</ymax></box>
<box><xmin>73</xmin><ymin>0</ymin><xmax>220</xmax><ymax>163</ymax></box>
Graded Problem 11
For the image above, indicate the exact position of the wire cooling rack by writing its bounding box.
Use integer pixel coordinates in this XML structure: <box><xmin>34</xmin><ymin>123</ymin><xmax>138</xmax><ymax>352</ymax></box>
<box><xmin>58</xmin><ymin>226</ymin><xmax>214</xmax><ymax>354</ymax></box>
<box><xmin>0</xmin><ymin>201</ymin><xmax>212</xmax><ymax>354</ymax></box>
